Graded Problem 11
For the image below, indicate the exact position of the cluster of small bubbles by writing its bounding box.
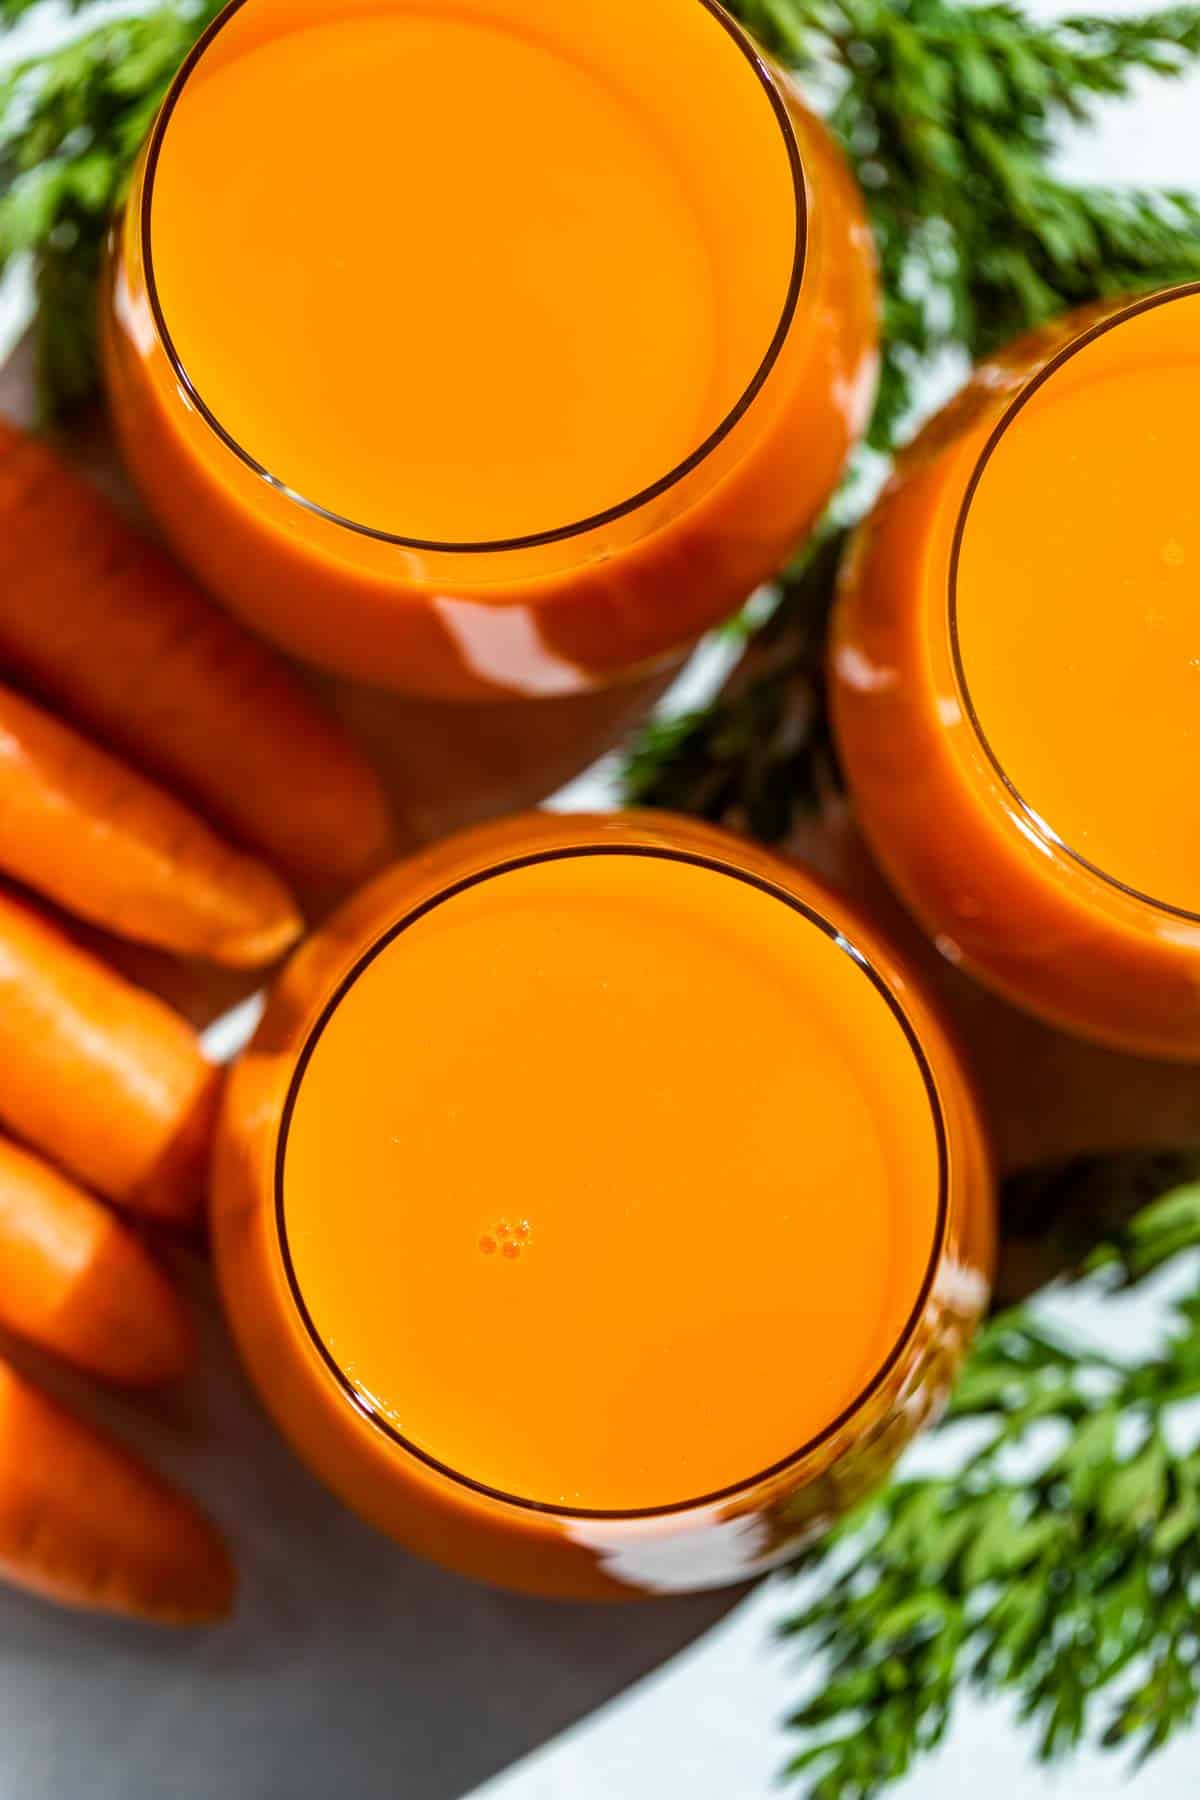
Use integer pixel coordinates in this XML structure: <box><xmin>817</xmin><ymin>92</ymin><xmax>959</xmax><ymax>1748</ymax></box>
<box><xmin>479</xmin><ymin>1219</ymin><xmax>532</xmax><ymax>1259</ymax></box>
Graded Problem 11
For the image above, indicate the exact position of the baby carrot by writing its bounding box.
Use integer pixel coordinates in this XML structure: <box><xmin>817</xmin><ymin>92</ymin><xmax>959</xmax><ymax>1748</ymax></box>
<box><xmin>0</xmin><ymin>887</ymin><xmax>218</xmax><ymax>1223</ymax></box>
<box><xmin>0</xmin><ymin>1135</ymin><xmax>191</xmax><ymax>1385</ymax></box>
<box><xmin>0</xmin><ymin>680</ymin><xmax>302</xmax><ymax>967</ymax></box>
<box><xmin>0</xmin><ymin>417</ymin><xmax>393</xmax><ymax>891</ymax></box>
<box><xmin>0</xmin><ymin>1361</ymin><xmax>233</xmax><ymax>1623</ymax></box>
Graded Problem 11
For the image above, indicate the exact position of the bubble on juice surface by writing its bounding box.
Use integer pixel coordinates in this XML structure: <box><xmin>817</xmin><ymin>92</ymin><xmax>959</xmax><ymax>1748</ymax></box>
<box><xmin>480</xmin><ymin>1219</ymin><xmax>532</xmax><ymax>1259</ymax></box>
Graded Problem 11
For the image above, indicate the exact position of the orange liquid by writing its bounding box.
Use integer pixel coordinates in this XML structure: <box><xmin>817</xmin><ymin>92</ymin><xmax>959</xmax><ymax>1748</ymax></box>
<box><xmin>832</xmin><ymin>286</ymin><xmax>1200</xmax><ymax>1054</ymax></box>
<box><xmin>956</xmin><ymin>343</ymin><xmax>1200</xmax><ymax>914</ymax></box>
<box><xmin>214</xmin><ymin>813</ymin><xmax>993</xmax><ymax>1594</ymax></box>
<box><xmin>282</xmin><ymin>850</ymin><xmax>940</xmax><ymax>1509</ymax></box>
<box><xmin>103</xmin><ymin>0</ymin><xmax>878</xmax><ymax>698</ymax></box>
<box><xmin>148</xmin><ymin>9</ymin><xmax>784</xmax><ymax>546</ymax></box>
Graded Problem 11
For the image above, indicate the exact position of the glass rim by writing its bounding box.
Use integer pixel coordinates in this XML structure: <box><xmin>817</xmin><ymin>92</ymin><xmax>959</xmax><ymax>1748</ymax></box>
<box><xmin>140</xmin><ymin>0</ymin><xmax>809</xmax><ymax>557</ymax></box>
<box><xmin>948</xmin><ymin>280</ymin><xmax>1200</xmax><ymax>926</ymax></box>
<box><xmin>272</xmin><ymin>841</ymin><xmax>952</xmax><ymax>1523</ymax></box>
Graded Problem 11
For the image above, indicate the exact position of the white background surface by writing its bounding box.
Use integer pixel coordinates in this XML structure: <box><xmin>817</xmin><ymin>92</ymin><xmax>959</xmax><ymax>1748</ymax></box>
<box><xmin>2</xmin><ymin>3</ymin><xmax>1200</xmax><ymax>1797</ymax></box>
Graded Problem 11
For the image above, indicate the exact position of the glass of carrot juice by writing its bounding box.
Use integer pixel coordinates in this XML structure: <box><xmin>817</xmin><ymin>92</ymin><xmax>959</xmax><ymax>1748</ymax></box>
<box><xmin>101</xmin><ymin>0</ymin><xmax>877</xmax><ymax>701</ymax></box>
<box><xmin>212</xmin><ymin>810</ymin><xmax>993</xmax><ymax>1598</ymax></box>
<box><xmin>831</xmin><ymin>284</ymin><xmax>1200</xmax><ymax>1059</ymax></box>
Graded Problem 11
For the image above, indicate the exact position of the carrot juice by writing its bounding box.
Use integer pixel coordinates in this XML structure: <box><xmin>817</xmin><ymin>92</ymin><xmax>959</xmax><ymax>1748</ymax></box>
<box><xmin>102</xmin><ymin>0</ymin><xmax>877</xmax><ymax>700</ymax></box>
<box><xmin>213</xmin><ymin>811</ymin><xmax>992</xmax><ymax>1598</ymax></box>
<box><xmin>831</xmin><ymin>284</ymin><xmax>1200</xmax><ymax>1057</ymax></box>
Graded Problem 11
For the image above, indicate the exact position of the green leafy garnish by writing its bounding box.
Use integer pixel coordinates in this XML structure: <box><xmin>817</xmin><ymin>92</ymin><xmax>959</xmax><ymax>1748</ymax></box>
<box><xmin>780</xmin><ymin>1183</ymin><xmax>1200</xmax><ymax>1797</ymax></box>
<box><xmin>0</xmin><ymin>1</ymin><xmax>224</xmax><ymax>416</ymax></box>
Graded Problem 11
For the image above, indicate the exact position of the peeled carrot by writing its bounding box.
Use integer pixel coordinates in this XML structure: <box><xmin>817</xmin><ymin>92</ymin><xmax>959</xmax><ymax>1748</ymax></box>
<box><xmin>0</xmin><ymin>887</ymin><xmax>217</xmax><ymax>1222</ymax></box>
<box><xmin>0</xmin><ymin>1135</ymin><xmax>191</xmax><ymax>1384</ymax></box>
<box><xmin>0</xmin><ymin>417</ymin><xmax>393</xmax><ymax>891</ymax></box>
<box><xmin>0</xmin><ymin>680</ymin><xmax>302</xmax><ymax>967</ymax></box>
<box><xmin>0</xmin><ymin>1360</ymin><xmax>233</xmax><ymax>1623</ymax></box>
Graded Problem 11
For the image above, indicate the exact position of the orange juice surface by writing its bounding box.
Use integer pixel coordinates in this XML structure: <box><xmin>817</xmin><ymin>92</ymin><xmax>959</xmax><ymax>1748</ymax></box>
<box><xmin>147</xmin><ymin>3</ymin><xmax>795</xmax><ymax>544</ymax></box>
<box><xmin>279</xmin><ymin>846</ymin><xmax>941</xmax><ymax>1511</ymax></box>
<box><xmin>954</xmin><ymin>299</ymin><xmax>1200</xmax><ymax>914</ymax></box>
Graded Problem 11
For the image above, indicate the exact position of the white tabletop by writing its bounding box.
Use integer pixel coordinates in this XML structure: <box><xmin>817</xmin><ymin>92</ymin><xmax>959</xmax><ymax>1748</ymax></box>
<box><xmin>2</xmin><ymin>4</ymin><xmax>1198</xmax><ymax>1797</ymax></box>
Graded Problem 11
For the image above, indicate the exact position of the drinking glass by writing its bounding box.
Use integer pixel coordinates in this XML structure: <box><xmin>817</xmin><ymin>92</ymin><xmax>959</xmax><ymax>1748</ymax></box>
<box><xmin>102</xmin><ymin>0</ymin><xmax>877</xmax><ymax>699</ymax></box>
<box><xmin>214</xmin><ymin>810</ymin><xmax>993</xmax><ymax>1598</ymax></box>
<box><xmin>832</xmin><ymin>285</ymin><xmax>1200</xmax><ymax>1057</ymax></box>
